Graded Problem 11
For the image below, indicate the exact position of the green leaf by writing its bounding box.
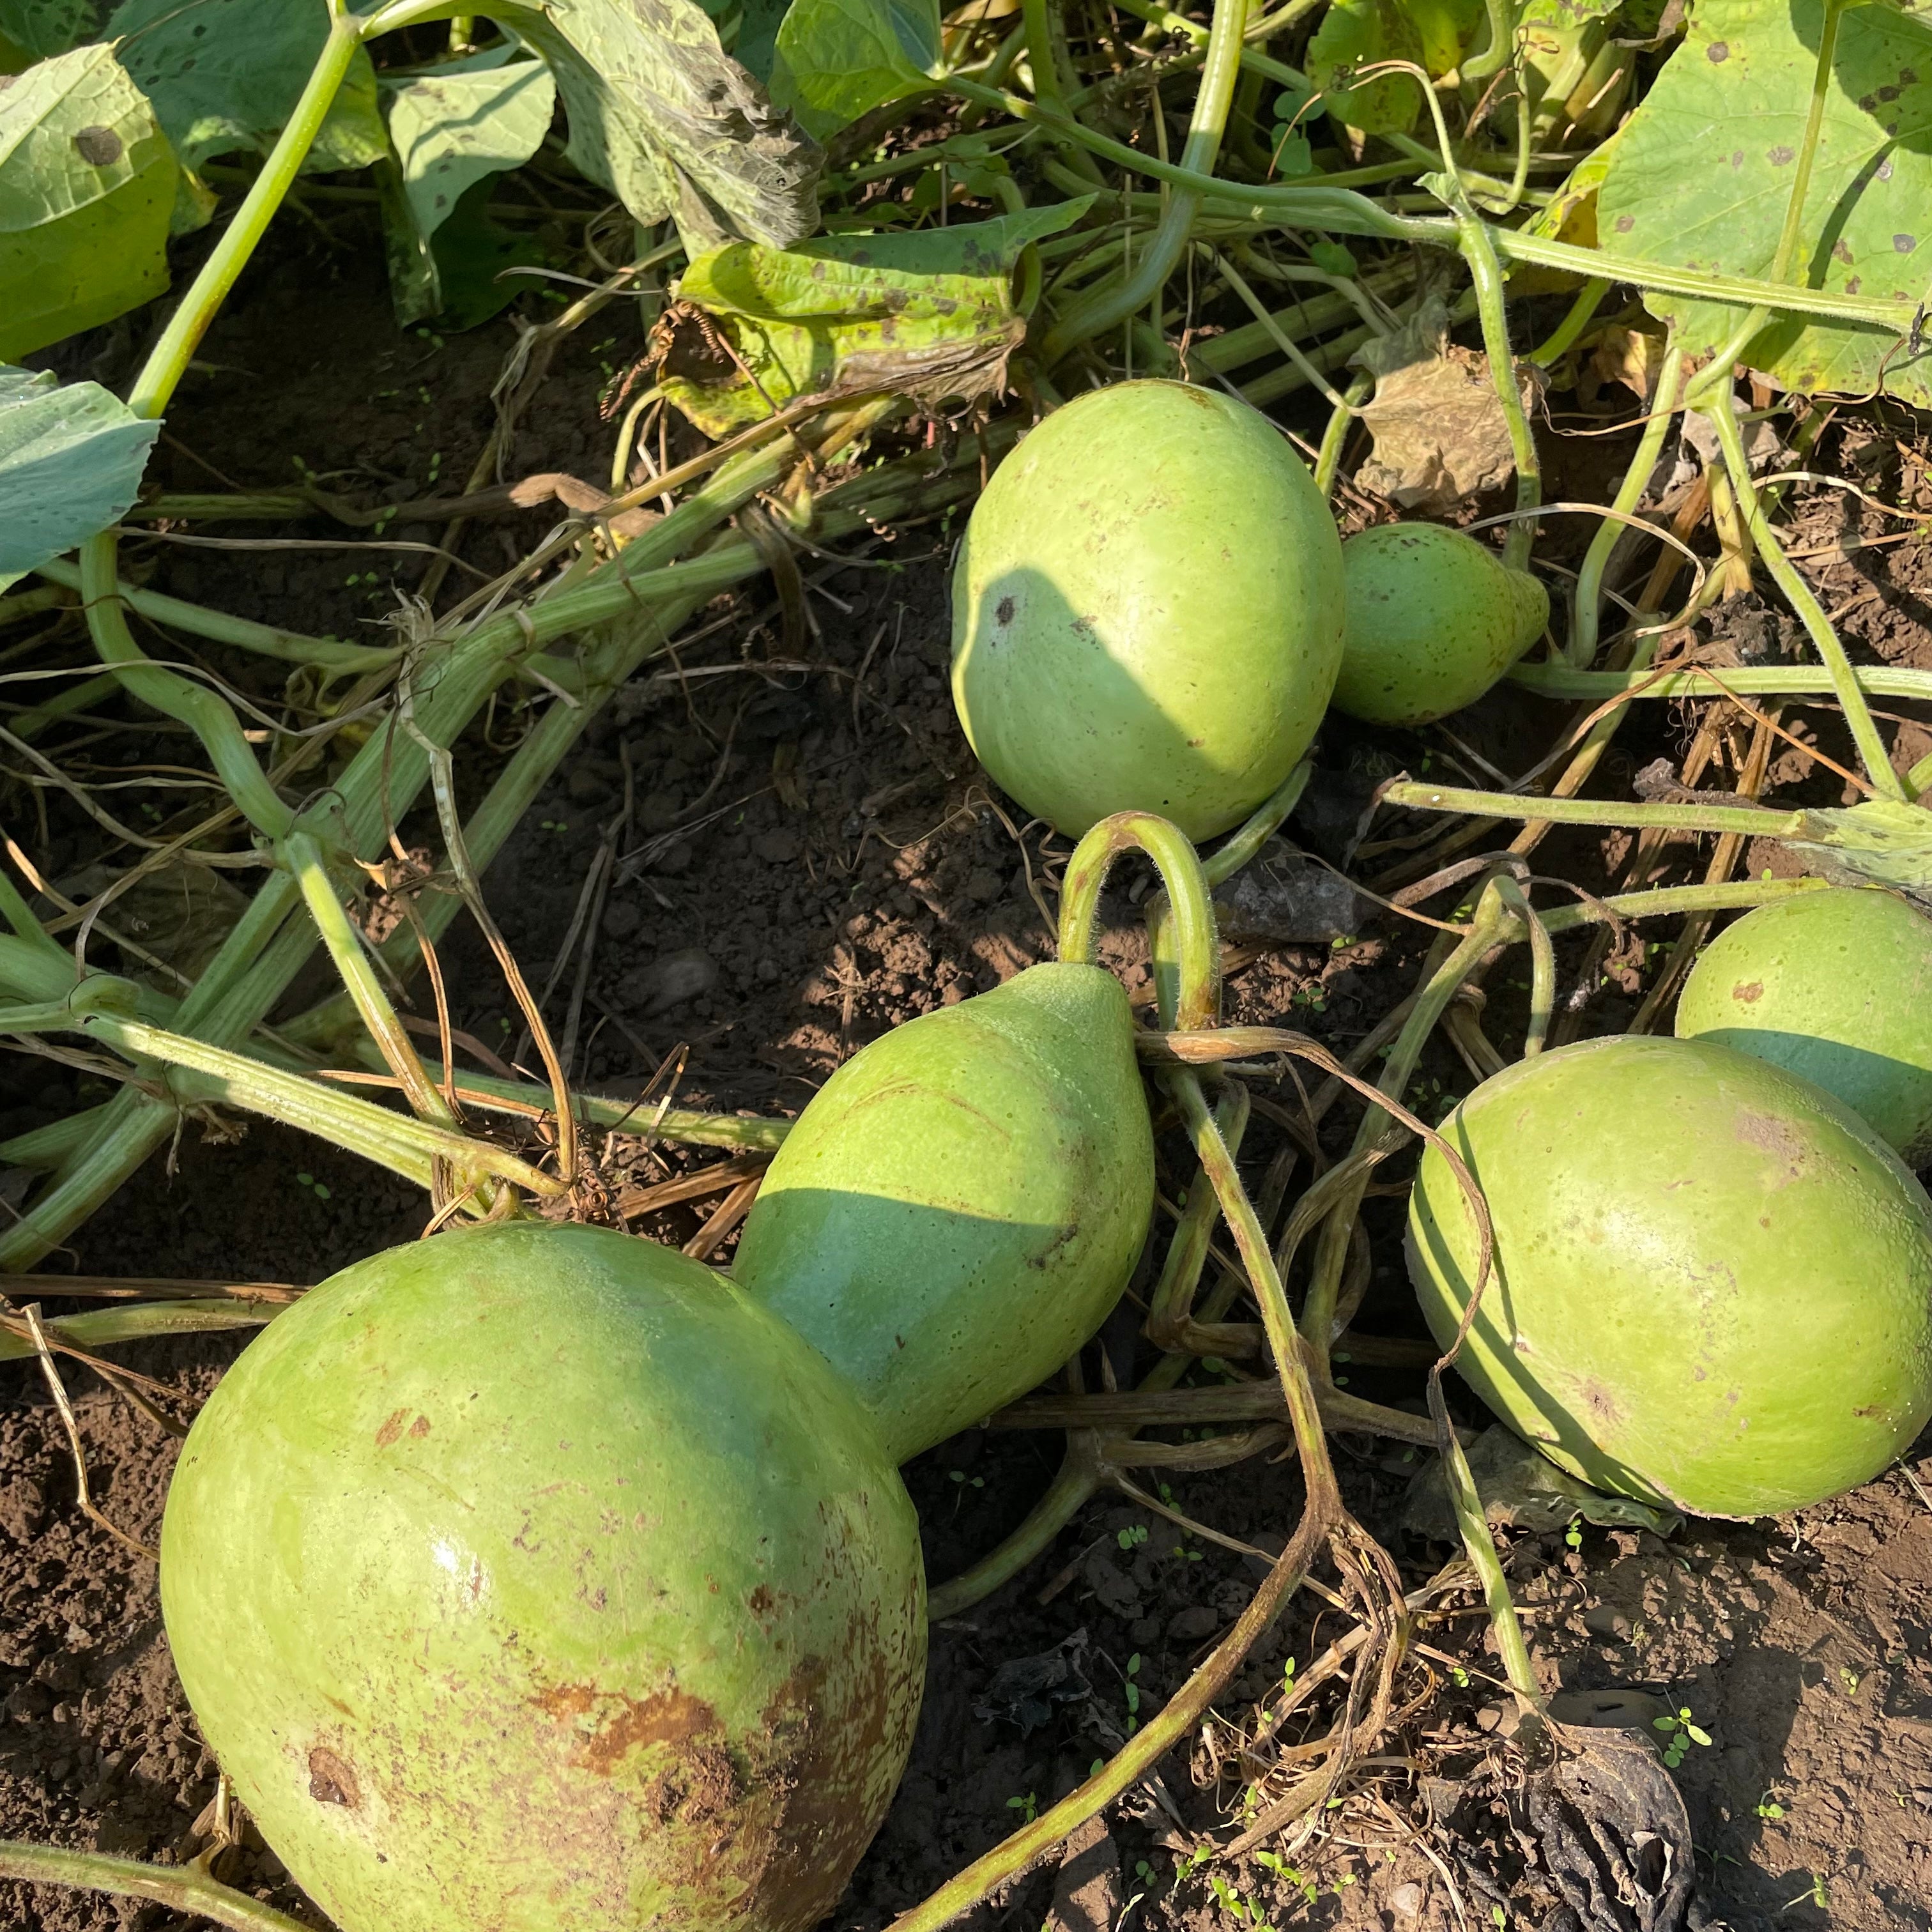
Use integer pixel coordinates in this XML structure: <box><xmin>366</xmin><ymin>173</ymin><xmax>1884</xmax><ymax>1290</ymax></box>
<box><xmin>1307</xmin><ymin>0</ymin><xmax>1480</xmax><ymax>134</ymax></box>
<box><xmin>732</xmin><ymin>0</ymin><xmax>793</xmax><ymax>80</ymax></box>
<box><xmin>663</xmin><ymin>199</ymin><xmax>1089</xmax><ymax>435</ymax></box>
<box><xmin>0</xmin><ymin>43</ymin><xmax>176</xmax><ymax>360</ymax></box>
<box><xmin>769</xmin><ymin>0</ymin><xmax>940</xmax><ymax>138</ymax></box>
<box><xmin>1597</xmin><ymin>0</ymin><xmax>1932</xmax><ymax>404</ymax></box>
<box><xmin>105</xmin><ymin>0</ymin><xmax>386</xmax><ymax>211</ymax></box>
<box><xmin>0</xmin><ymin>364</ymin><xmax>159</xmax><ymax>592</ymax></box>
<box><xmin>1519</xmin><ymin>0</ymin><xmax>1621</xmax><ymax>26</ymax></box>
<box><xmin>377</xmin><ymin>46</ymin><xmax>555</xmax><ymax>327</ymax></box>
<box><xmin>0</xmin><ymin>1</ymin><xmax>109</xmax><ymax>61</ymax></box>
<box><xmin>501</xmin><ymin>0</ymin><xmax>822</xmax><ymax>249</ymax></box>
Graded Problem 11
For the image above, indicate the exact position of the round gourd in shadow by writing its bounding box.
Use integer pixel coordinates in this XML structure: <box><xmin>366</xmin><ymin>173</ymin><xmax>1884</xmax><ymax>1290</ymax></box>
<box><xmin>950</xmin><ymin>379</ymin><xmax>1345</xmax><ymax>841</ymax></box>
<box><xmin>1407</xmin><ymin>1034</ymin><xmax>1932</xmax><ymax>1518</ymax></box>
<box><xmin>1675</xmin><ymin>887</ymin><xmax>1932</xmax><ymax>1165</ymax></box>
<box><xmin>161</xmin><ymin>1221</ymin><xmax>924</xmax><ymax>1932</ymax></box>
<box><xmin>732</xmin><ymin>962</ymin><xmax>1154</xmax><ymax>1462</ymax></box>
<box><xmin>1332</xmin><ymin>523</ymin><xmax>1548</xmax><ymax>727</ymax></box>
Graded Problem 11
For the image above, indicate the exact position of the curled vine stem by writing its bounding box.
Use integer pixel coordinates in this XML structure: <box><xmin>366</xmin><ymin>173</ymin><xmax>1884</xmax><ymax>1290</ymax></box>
<box><xmin>0</xmin><ymin>1841</ymin><xmax>309</xmax><ymax>1932</ymax></box>
<box><xmin>1059</xmin><ymin>811</ymin><xmax>1223</xmax><ymax>1031</ymax></box>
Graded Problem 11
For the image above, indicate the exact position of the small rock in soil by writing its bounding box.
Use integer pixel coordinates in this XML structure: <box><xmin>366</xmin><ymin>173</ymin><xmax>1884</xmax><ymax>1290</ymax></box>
<box><xmin>616</xmin><ymin>948</ymin><xmax>719</xmax><ymax>1016</ymax></box>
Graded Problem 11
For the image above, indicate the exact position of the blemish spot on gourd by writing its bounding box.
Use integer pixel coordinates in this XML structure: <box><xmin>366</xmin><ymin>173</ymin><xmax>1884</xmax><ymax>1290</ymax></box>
<box><xmin>995</xmin><ymin>596</ymin><xmax>1015</xmax><ymax>626</ymax></box>
<box><xmin>307</xmin><ymin>1746</ymin><xmax>360</xmax><ymax>1808</ymax></box>
<box><xmin>1733</xmin><ymin>979</ymin><xmax>1764</xmax><ymax>1004</ymax></box>
<box><xmin>409</xmin><ymin>1413</ymin><xmax>431</xmax><ymax>1438</ymax></box>
<box><xmin>1707</xmin><ymin>39</ymin><xmax>1729</xmax><ymax>60</ymax></box>
<box><xmin>532</xmin><ymin>1682</ymin><xmax>722</xmax><ymax>1777</ymax></box>
<box><xmin>1734</xmin><ymin>1110</ymin><xmax>1807</xmax><ymax>1176</ymax></box>
<box><xmin>374</xmin><ymin>1407</ymin><xmax>410</xmax><ymax>1447</ymax></box>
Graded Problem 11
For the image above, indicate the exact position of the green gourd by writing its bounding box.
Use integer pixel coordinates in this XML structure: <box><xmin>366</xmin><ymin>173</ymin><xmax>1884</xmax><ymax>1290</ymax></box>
<box><xmin>950</xmin><ymin>379</ymin><xmax>1346</xmax><ymax>841</ymax></box>
<box><xmin>161</xmin><ymin>1221</ymin><xmax>925</xmax><ymax>1932</ymax></box>
<box><xmin>732</xmin><ymin>962</ymin><xmax>1154</xmax><ymax>1462</ymax></box>
<box><xmin>1675</xmin><ymin>887</ymin><xmax>1932</xmax><ymax>1165</ymax></box>
<box><xmin>1332</xmin><ymin>522</ymin><xmax>1548</xmax><ymax>727</ymax></box>
<box><xmin>1408</xmin><ymin>1034</ymin><xmax>1932</xmax><ymax>1518</ymax></box>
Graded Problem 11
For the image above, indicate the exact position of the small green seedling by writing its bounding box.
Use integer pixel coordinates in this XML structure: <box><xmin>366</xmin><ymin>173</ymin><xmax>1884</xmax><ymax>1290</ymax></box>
<box><xmin>1117</xmin><ymin>1523</ymin><xmax>1149</xmax><ymax>1551</ymax></box>
<box><xmin>1252</xmin><ymin>1851</ymin><xmax>1317</xmax><ymax>1905</ymax></box>
<box><xmin>1652</xmin><ymin>1706</ymin><xmax>1712</xmax><ymax>1769</ymax></box>
<box><xmin>1565</xmin><ymin>1517</ymin><xmax>1584</xmax><ymax>1551</ymax></box>
<box><xmin>1785</xmin><ymin>1873</ymin><xmax>1828</xmax><ymax>1911</ymax></box>
<box><xmin>1839</xmin><ymin>1665</ymin><xmax>1860</xmax><ymax>1696</ymax></box>
<box><xmin>1754</xmin><ymin>1791</ymin><xmax>1785</xmax><ymax>1820</ymax></box>
<box><xmin>1004</xmin><ymin>1791</ymin><xmax>1037</xmax><ymax>1824</ymax></box>
<box><xmin>1124</xmin><ymin>1652</ymin><xmax>1142</xmax><ymax>1734</ymax></box>
<box><xmin>295</xmin><ymin>1171</ymin><xmax>332</xmax><ymax>1202</ymax></box>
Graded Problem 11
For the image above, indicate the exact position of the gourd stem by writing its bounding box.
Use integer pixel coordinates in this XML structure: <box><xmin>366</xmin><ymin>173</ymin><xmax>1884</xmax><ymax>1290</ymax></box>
<box><xmin>1059</xmin><ymin>813</ymin><xmax>1222</xmax><ymax>1032</ymax></box>
<box><xmin>62</xmin><ymin>1009</ymin><xmax>562</xmax><ymax>1200</ymax></box>
<box><xmin>0</xmin><ymin>1841</ymin><xmax>309</xmax><ymax>1932</ymax></box>
<box><xmin>895</xmin><ymin>1070</ymin><xmax>1362</xmax><ymax>1931</ymax></box>
<box><xmin>1204</xmin><ymin>759</ymin><xmax>1312</xmax><ymax>886</ymax></box>
<box><xmin>77</xmin><ymin>532</ymin><xmax>295</xmax><ymax>842</ymax></box>
<box><xmin>282</xmin><ymin>831</ymin><xmax>463</xmax><ymax>1135</ymax></box>
<box><xmin>1452</xmin><ymin>204</ymin><xmax>1539</xmax><ymax>572</ymax></box>
<box><xmin>1300</xmin><ymin>888</ymin><xmax>1510</xmax><ymax>1362</ymax></box>
<box><xmin>128</xmin><ymin>13</ymin><xmax>364</xmax><ymax>419</ymax></box>
<box><xmin>0</xmin><ymin>868</ymin><xmax>59</xmax><ymax>954</ymax></box>
<box><xmin>1700</xmin><ymin>390</ymin><xmax>1903</xmax><ymax>799</ymax></box>
<box><xmin>1516</xmin><ymin>660</ymin><xmax>1932</xmax><ymax>705</ymax></box>
<box><xmin>1527</xmin><ymin>276</ymin><xmax>1610</xmax><ymax>369</ymax></box>
<box><xmin>1382</xmin><ymin>778</ymin><xmax>1809</xmax><ymax>840</ymax></box>
<box><xmin>926</xmin><ymin>1435</ymin><xmax>1105</xmax><ymax>1620</ymax></box>
<box><xmin>1314</xmin><ymin>373</ymin><xmax>1372</xmax><ymax>500</ymax></box>
<box><xmin>1428</xmin><ymin>1376</ymin><xmax>1542</xmax><ymax>1705</ymax></box>
<box><xmin>887</xmin><ymin>1510</ymin><xmax>1328</xmax><ymax>1932</ymax></box>
<box><xmin>1568</xmin><ymin>331</ymin><xmax>1684</xmax><ymax>667</ymax></box>
<box><xmin>1036</xmin><ymin>0</ymin><xmax>1248</xmax><ymax>361</ymax></box>
<box><xmin>1165</xmin><ymin>1069</ymin><xmax>1332</xmax><ymax>1457</ymax></box>
<box><xmin>34</xmin><ymin>558</ymin><xmax>405</xmax><ymax>674</ymax></box>
<box><xmin>1148</xmin><ymin>1082</ymin><xmax>1250</xmax><ymax>1347</ymax></box>
<box><xmin>75</xmin><ymin>10</ymin><xmax>362</xmax><ymax>838</ymax></box>
<box><xmin>0</xmin><ymin>1300</ymin><xmax>279</xmax><ymax>1364</ymax></box>
<box><xmin>1490</xmin><ymin>878</ymin><xmax>1552</xmax><ymax>1055</ymax></box>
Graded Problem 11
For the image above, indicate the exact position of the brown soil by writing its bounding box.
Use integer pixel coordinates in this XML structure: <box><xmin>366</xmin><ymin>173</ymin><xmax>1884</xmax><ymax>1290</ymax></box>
<box><xmin>6</xmin><ymin>224</ymin><xmax>1932</xmax><ymax>1932</ymax></box>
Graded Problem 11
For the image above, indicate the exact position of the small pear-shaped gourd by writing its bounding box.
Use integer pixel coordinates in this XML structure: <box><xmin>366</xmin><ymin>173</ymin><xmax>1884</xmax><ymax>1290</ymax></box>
<box><xmin>1332</xmin><ymin>523</ymin><xmax>1548</xmax><ymax>727</ymax></box>
<box><xmin>732</xmin><ymin>962</ymin><xmax>1155</xmax><ymax>1462</ymax></box>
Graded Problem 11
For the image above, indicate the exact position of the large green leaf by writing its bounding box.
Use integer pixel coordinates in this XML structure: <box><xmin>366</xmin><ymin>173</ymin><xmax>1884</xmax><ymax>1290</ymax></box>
<box><xmin>503</xmin><ymin>0</ymin><xmax>821</xmax><ymax>248</ymax></box>
<box><xmin>1597</xmin><ymin>0</ymin><xmax>1932</xmax><ymax>404</ymax></box>
<box><xmin>106</xmin><ymin>0</ymin><xmax>386</xmax><ymax>195</ymax></box>
<box><xmin>732</xmin><ymin>0</ymin><xmax>792</xmax><ymax>81</ymax></box>
<box><xmin>0</xmin><ymin>43</ymin><xmax>175</xmax><ymax>360</ymax></box>
<box><xmin>378</xmin><ymin>45</ymin><xmax>555</xmax><ymax>326</ymax></box>
<box><xmin>0</xmin><ymin>364</ymin><xmax>159</xmax><ymax>592</ymax></box>
<box><xmin>0</xmin><ymin>1</ymin><xmax>109</xmax><ymax>61</ymax></box>
<box><xmin>1307</xmin><ymin>0</ymin><xmax>1481</xmax><ymax>136</ymax></box>
<box><xmin>768</xmin><ymin>0</ymin><xmax>940</xmax><ymax>139</ymax></box>
<box><xmin>663</xmin><ymin>200</ymin><xmax>1089</xmax><ymax>435</ymax></box>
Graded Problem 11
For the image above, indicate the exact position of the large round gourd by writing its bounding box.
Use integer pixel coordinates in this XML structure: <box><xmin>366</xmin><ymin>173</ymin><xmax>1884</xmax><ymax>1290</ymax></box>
<box><xmin>1407</xmin><ymin>1034</ymin><xmax>1932</xmax><ymax>1517</ymax></box>
<box><xmin>1332</xmin><ymin>522</ymin><xmax>1549</xmax><ymax>727</ymax></box>
<box><xmin>161</xmin><ymin>1222</ymin><xmax>925</xmax><ymax>1932</ymax></box>
<box><xmin>1675</xmin><ymin>887</ymin><xmax>1932</xmax><ymax>1165</ymax></box>
<box><xmin>949</xmin><ymin>380</ymin><xmax>1346</xmax><ymax>840</ymax></box>
<box><xmin>733</xmin><ymin>962</ymin><xmax>1154</xmax><ymax>1461</ymax></box>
